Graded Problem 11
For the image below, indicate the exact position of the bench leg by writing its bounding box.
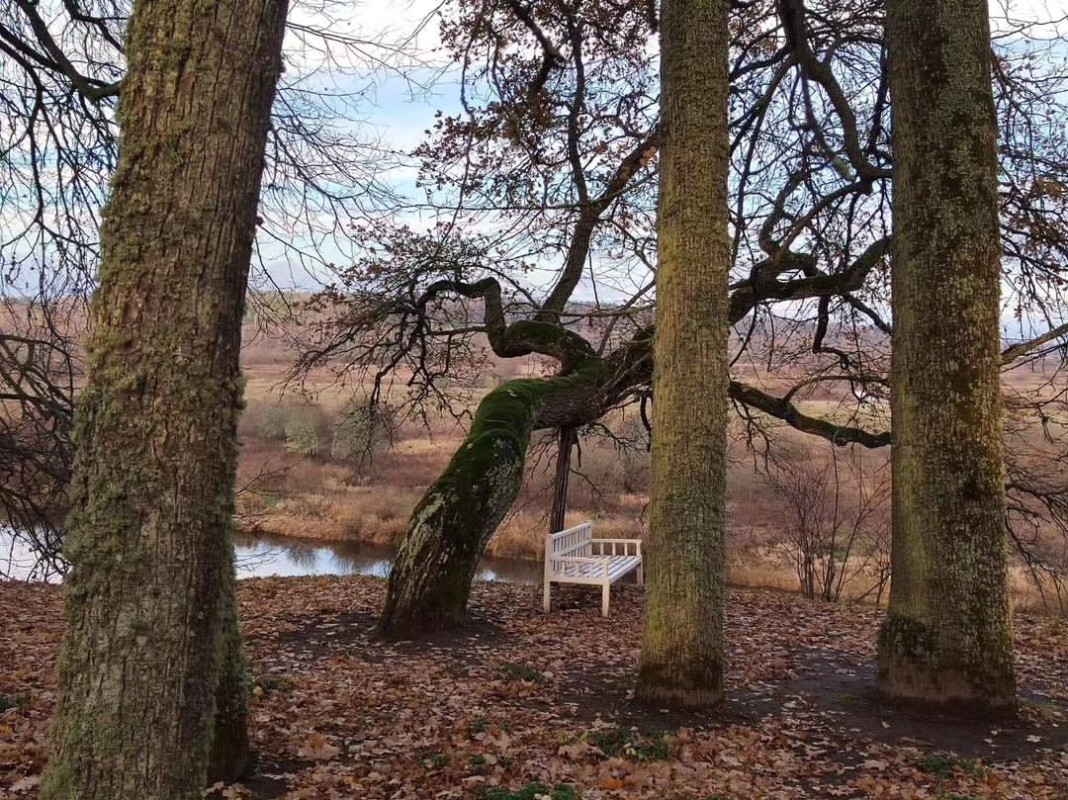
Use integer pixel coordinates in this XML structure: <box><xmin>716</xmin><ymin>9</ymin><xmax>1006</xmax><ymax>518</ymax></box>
<box><xmin>637</xmin><ymin>562</ymin><xmax>644</xmax><ymax>587</ymax></box>
<box><xmin>601</xmin><ymin>582</ymin><xmax>610</xmax><ymax>617</ymax></box>
<box><xmin>543</xmin><ymin>578</ymin><xmax>551</xmax><ymax>613</ymax></box>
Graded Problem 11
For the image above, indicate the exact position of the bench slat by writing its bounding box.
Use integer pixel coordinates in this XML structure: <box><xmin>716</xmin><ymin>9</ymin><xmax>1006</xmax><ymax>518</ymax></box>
<box><xmin>606</xmin><ymin>557</ymin><xmax>641</xmax><ymax>580</ymax></box>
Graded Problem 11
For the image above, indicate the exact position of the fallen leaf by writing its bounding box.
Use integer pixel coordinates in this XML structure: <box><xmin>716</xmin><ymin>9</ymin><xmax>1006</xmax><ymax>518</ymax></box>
<box><xmin>298</xmin><ymin>732</ymin><xmax>340</xmax><ymax>761</ymax></box>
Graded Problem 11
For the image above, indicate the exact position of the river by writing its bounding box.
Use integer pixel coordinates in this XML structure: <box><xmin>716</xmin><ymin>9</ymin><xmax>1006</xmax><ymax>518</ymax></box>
<box><xmin>0</xmin><ymin>526</ymin><xmax>541</xmax><ymax>585</ymax></box>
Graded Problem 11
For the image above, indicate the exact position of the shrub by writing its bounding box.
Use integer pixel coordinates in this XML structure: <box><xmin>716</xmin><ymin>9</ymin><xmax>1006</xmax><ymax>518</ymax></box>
<box><xmin>255</xmin><ymin>404</ymin><xmax>289</xmax><ymax>441</ymax></box>
<box><xmin>283</xmin><ymin>404</ymin><xmax>327</xmax><ymax>456</ymax></box>
<box><xmin>621</xmin><ymin>448</ymin><xmax>650</xmax><ymax>494</ymax></box>
<box><xmin>252</xmin><ymin>401</ymin><xmax>333</xmax><ymax>456</ymax></box>
<box><xmin>616</xmin><ymin>417</ymin><xmax>651</xmax><ymax>494</ymax></box>
<box><xmin>330</xmin><ymin>398</ymin><xmax>396</xmax><ymax>467</ymax></box>
<box><xmin>762</xmin><ymin>447</ymin><xmax>891</xmax><ymax>602</ymax></box>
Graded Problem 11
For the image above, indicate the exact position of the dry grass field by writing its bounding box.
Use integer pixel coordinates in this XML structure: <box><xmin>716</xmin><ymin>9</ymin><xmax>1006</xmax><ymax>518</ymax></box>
<box><xmin>3</xmin><ymin>296</ymin><xmax>1065</xmax><ymax>611</ymax></box>
<box><xmin>230</xmin><ymin>307</ymin><xmax>1067</xmax><ymax>613</ymax></box>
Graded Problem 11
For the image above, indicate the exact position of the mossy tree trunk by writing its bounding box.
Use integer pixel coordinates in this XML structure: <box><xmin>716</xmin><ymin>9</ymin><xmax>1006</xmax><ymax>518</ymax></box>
<box><xmin>878</xmin><ymin>0</ymin><xmax>1017</xmax><ymax>713</ymax></box>
<box><xmin>635</xmin><ymin>0</ymin><xmax>731</xmax><ymax>711</ymax></box>
<box><xmin>208</xmin><ymin>574</ymin><xmax>253</xmax><ymax>783</ymax></box>
<box><xmin>40</xmin><ymin>0</ymin><xmax>288</xmax><ymax>797</ymax></box>
<box><xmin>379</xmin><ymin>365</ymin><xmax>616</xmax><ymax>637</ymax></box>
<box><xmin>379</xmin><ymin>381</ymin><xmax>541</xmax><ymax>636</ymax></box>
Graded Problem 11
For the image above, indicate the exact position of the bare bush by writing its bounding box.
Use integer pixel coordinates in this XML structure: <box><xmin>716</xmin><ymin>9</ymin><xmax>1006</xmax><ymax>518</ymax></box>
<box><xmin>763</xmin><ymin>447</ymin><xmax>891</xmax><ymax>603</ymax></box>
<box><xmin>283</xmin><ymin>405</ymin><xmax>328</xmax><ymax>457</ymax></box>
<box><xmin>331</xmin><ymin>398</ymin><xmax>398</xmax><ymax>470</ymax></box>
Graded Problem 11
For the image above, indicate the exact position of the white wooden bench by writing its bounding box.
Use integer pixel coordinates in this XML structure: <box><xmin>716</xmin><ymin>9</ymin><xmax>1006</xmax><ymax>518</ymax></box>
<box><xmin>543</xmin><ymin>522</ymin><xmax>643</xmax><ymax>617</ymax></box>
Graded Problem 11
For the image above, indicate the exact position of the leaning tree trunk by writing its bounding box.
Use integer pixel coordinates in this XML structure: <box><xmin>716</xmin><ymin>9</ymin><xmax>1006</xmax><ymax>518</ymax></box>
<box><xmin>378</xmin><ymin>361</ymin><xmax>614</xmax><ymax>637</ymax></box>
<box><xmin>878</xmin><ymin>0</ymin><xmax>1017</xmax><ymax>713</ymax></box>
<box><xmin>40</xmin><ymin>1</ymin><xmax>288</xmax><ymax>798</ymax></box>
<box><xmin>635</xmin><ymin>0</ymin><xmax>731</xmax><ymax>710</ymax></box>
<box><xmin>379</xmin><ymin>382</ymin><xmax>539</xmax><ymax>636</ymax></box>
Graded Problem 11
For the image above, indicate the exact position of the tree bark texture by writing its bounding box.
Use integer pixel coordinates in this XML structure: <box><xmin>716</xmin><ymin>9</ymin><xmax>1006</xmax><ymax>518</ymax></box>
<box><xmin>41</xmin><ymin>0</ymin><xmax>288</xmax><ymax>797</ymax></box>
<box><xmin>879</xmin><ymin>0</ymin><xmax>1017</xmax><ymax>713</ymax></box>
<box><xmin>379</xmin><ymin>381</ymin><xmax>541</xmax><ymax>636</ymax></box>
<box><xmin>635</xmin><ymin>0</ymin><xmax>731</xmax><ymax>710</ymax></box>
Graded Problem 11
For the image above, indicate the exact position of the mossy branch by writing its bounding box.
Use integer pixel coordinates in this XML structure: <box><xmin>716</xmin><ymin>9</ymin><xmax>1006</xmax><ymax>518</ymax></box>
<box><xmin>417</xmin><ymin>277</ymin><xmax>597</xmax><ymax>370</ymax></box>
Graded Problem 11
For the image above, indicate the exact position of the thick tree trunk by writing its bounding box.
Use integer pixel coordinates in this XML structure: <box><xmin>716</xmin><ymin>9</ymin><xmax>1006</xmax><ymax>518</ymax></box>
<box><xmin>40</xmin><ymin>1</ymin><xmax>288</xmax><ymax>798</ymax></box>
<box><xmin>378</xmin><ymin>364</ymin><xmax>613</xmax><ymax>636</ymax></box>
<box><xmin>635</xmin><ymin>0</ymin><xmax>731</xmax><ymax>710</ymax></box>
<box><xmin>878</xmin><ymin>0</ymin><xmax>1017</xmax><ymax>713</ymax></box>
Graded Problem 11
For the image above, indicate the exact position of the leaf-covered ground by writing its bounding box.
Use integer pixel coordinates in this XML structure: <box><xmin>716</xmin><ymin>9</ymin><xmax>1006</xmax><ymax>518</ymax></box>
<box><xmin>2</xmin><ymin>577</ymin><xmax>1066</xmax><ymax>799</ymax></box>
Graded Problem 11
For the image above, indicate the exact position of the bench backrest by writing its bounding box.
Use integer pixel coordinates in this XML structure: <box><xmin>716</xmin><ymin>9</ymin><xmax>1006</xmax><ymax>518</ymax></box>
<box><xmin>546</xmin><ymin>522</ymin><xmax>593</xmax><ymax>559</ymax></box>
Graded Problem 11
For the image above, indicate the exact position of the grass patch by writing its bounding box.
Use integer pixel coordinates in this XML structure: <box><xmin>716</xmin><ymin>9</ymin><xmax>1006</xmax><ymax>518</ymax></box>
<box><xmin>422</xmin><ymin>752</ymin><xmax>449</xmax><ymax>769</ymax></box>
<box><xmin>913</xmin><ymin>753</ymin><xmax>982</xmax><ymax>778</ymax></box>
<box><xmin>498</xmin><ymin>662</ymin><xmax>544</xmax><ymax>683</ymax></box>
<box><xmin>586</xmin><ymin>727</ymin><xmax>672</xmax><ymax>761</ymax></box>
<box><xmin>0</xmin><ymin>694</ymin><xmax>27</xmax><ymax>712</ymax></box>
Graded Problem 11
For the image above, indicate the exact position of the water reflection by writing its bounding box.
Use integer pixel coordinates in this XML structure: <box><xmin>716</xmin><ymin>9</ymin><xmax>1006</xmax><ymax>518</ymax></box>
<box><xmin>1</xmin><ymin>525</ymin><xmax>64</xmax><ymax>582</ymax></box>
<box><xmin>232</xmin><ymin>532</ymin><xmax>543</xmax><ymax>584</ymax></box>
<box><xmin>1</xmin><ymin>526</ymin><xmax>542</xmax><ymax>586</ymax></box>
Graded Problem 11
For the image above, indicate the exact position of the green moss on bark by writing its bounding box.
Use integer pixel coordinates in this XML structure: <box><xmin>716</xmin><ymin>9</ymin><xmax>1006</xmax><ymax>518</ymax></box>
<box><xmin>635</xmin><ymin>660</ymin><xmax>725</xmax><ymax>711</ymax></box>
<box><xmin>378</xmin><ymin>381</ymin><xmax>541</xmax><ymax>636</ymax></box>
<box><xmin>635</xmin><ymin>0</ymin><xmax>731</xmax><ymax>712</ymax></box>
<box><xmin>878</xmin><ymin>613</ymin><xmax>1016</xmax><ymax>716</ymax></box>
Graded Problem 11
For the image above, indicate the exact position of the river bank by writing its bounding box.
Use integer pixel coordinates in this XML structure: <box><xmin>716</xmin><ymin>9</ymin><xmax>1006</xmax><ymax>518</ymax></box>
<box><xmin>233</xmin><ymin>531</ymin><xmax>543</xmax><ymax>584</ymax></box>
